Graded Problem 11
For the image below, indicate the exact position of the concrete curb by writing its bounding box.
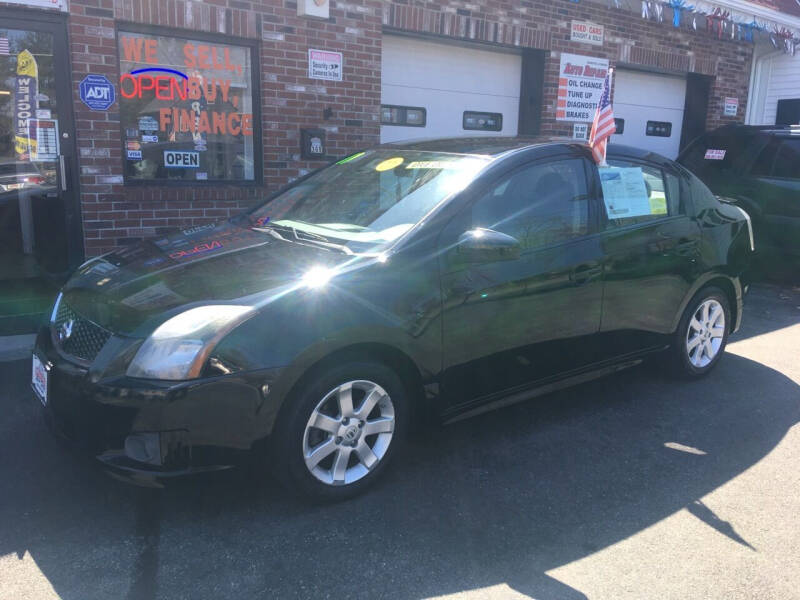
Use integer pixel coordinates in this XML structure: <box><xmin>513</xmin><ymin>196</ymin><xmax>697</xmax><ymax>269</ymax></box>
<box><xmin>0</xmin><ymin>334</ymin><xmax>35</xmax><ymax>363</ymax></box>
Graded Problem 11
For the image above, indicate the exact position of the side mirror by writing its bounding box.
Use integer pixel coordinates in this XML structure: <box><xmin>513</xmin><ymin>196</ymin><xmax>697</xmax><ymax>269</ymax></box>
<box><xmin>456</xmin><ymin>228</ymin><xmax>521</xmax><ymax>262</ymax></box>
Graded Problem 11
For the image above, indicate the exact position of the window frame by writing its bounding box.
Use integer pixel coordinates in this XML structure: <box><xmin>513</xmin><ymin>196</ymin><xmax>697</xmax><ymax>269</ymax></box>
<box><xmin>462</xmin><ymin>111</ymin><xmax>503</xmax><ymax>132</ymax></box>
<box><xmin>453</xmin><ymin>156</ymin><xmax>598</xmax><ymax>254</ymax></box>
<box><xmin>380</xmin><ymin>104</ymin><xmax>427</xmax><ymax>128</ymax></box>
<box><xmin>114</xmin><ymin>21</ymin><xmax>263</xmax><ymax>187</ymax></box>
<box><xmin>595</xmin><ymin>157</ymin><xmax>686</xmax><ymax>232</ymax></box>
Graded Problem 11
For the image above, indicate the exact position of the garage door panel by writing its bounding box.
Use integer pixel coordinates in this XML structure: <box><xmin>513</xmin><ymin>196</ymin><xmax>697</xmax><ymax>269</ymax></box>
<box><xmin>382</xmin><ymin>36</ymin><xmax>521</xmax><ymax>96</ymax></box>
<box><xmin>381</xmin><ymin>35</ymin><xmax>521</xmax><ymax>143</ymax></box>
<box><xmin>381</xmin><ymin>84</ymin><xmax>519</xmax><ymax>143</ymax></box>
<box><xmin>613</xmin><ymin>70</ymin><xmax>686</xmax><ymax>159</ymax></box>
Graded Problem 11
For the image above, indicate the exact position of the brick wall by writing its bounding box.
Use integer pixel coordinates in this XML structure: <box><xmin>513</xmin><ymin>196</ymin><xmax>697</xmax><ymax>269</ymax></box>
<box><xmin>384</xmin><ymin>1</ymin><xmax>754</xmax><ymax>138</ymax></box>
<box><xmin>69</xmin><ymin>0</ymin><xmax>383</xmax><ymax>255</ymax></box>
<box><xmin>64</xmin><ymin>0</ymin><xmax>754</xmax><ymax>256</ymax></box>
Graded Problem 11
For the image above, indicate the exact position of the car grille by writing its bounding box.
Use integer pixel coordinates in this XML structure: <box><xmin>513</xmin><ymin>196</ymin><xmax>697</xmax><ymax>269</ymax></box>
<box><xmin>52</xmin><ymin>299</ymin><xmax>112</xmax><ymax>364</ymax></box>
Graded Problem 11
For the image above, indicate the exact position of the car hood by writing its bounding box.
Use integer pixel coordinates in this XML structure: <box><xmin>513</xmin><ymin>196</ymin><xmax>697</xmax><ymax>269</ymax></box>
<box><xmin>61</xmin><ymin>219</ymin><xmax>351</xmax><ymax>335</ymax></box>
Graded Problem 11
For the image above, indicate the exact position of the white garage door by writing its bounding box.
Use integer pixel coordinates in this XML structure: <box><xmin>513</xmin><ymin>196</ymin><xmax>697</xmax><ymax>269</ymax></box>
<box><xmin>612</xmin><ymin>70</ymin><xmax>687</xmax><ymax>159</ymax></box>
<box><xmin>381</xmin><ymin>36</ymin><xmax>521</xmax><ymax>143</ymax></box>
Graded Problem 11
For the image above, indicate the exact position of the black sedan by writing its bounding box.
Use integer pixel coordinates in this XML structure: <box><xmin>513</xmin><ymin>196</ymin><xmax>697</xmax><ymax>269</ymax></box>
<box><xmin>32</xmin><ymin>138</ymin><xmax>754</xmax><ymax>499</ymax></box>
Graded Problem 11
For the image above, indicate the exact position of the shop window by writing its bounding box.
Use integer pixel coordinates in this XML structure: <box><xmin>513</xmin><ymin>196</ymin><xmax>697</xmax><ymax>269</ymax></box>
<box><xmin>117</xmin><ymin>28</ymin><xmax>260</xmax><ymax>183</ymax></box>
<box><xmin>381</xmin><ymin>105</ymin><xmax>426</xmax><ymax>127</ymax></box>
<box><xmin>463</xmin><ymin>111</ymin><xmax>503</xmax><ymax>132</ymax></box>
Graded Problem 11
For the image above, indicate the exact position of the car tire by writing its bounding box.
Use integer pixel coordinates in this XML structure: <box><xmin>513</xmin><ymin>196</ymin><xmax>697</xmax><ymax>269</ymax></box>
<box><xmin>271</xmin><ymin>359</ymin><xmax>408</xmax><ymax>501</ymax></box>
<box><xmin>670</xmin><ymin>286</ymin><xmax>731</xmax><ymax>379</ymax></box>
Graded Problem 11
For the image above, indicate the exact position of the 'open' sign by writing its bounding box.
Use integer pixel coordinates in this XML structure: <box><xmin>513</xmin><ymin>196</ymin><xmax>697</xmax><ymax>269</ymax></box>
<box><xmin>164</xmin><ymin>150</ymin><xmax>200</xmax><ymax>168</ymax></box>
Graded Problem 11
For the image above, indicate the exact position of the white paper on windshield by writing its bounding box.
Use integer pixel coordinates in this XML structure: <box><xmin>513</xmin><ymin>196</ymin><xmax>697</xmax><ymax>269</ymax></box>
<box><xmin>599</xmin><ymin>167</ymin><xmax>651</xmax><ymax>219</ymax></box>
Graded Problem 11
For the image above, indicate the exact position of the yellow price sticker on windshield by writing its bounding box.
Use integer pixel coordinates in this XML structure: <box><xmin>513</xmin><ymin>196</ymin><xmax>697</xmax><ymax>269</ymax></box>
<box><xmin>375</xmin><ymin>157</ymin><xmax>404</xmax><ymax>172</ymax></box>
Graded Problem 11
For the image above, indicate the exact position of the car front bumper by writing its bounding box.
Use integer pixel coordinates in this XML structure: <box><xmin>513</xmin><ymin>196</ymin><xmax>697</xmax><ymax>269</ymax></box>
<box><xmin>33</xmin><ymin>326</ymin><xmax>286</xmax><ymax>485</ymax></box>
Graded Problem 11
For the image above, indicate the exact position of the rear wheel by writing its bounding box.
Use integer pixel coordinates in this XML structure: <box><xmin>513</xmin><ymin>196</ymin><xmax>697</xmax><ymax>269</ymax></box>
<box><xmin>272</xmin><ymin>360</ymin><xmax>408</xmax><ymax>500</ymax></box>
<box><xmin>670</xmin><ymin>286</ymin><xmax>730</xmax><ymax>378</ymax></box>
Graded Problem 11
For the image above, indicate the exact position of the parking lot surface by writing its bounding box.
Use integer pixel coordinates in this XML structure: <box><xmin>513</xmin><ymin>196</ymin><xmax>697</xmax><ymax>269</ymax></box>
<box><xmin>1</xmin><ymin>283</ymin><xmax>798</xmax><ymax>600</ymax></box>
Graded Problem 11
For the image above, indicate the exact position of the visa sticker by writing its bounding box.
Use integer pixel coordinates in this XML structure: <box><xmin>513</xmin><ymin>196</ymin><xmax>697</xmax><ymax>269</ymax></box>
<box><xmin>127</xmin><ymin>150</ymin><xmax>142</xmax><ymax>160</ymax></box>
<box><xmin>704</xmin><ymin>149</ymin><xmax>726</xmax><ymax>160</ymax></box>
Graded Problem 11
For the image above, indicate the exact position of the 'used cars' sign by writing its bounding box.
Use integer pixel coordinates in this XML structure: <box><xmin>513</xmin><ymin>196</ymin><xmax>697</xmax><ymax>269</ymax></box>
<box><xmin>164</xmin><ymin>150</ymin><xmax>200</xmax><ymax>168</ymax></box>
<box><xmin>570</xmin><ymin>21</ymin><xmax>604</xmax><ymax>46</ymax></box>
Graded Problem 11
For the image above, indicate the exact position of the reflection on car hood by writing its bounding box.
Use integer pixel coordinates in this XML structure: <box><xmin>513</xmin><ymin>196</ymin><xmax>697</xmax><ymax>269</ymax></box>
<box><xmin>62</xmin><ymin>219</ymin><xmax>347</xmax><ymax>335</ymax></box>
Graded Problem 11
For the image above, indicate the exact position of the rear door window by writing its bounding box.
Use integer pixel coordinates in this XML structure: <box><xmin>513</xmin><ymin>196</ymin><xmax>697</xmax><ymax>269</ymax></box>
<box><xmin>771</xmin><ymin>139</ymin><xmax>800</xmax><ymax>180</ymax></box>
<box><xmin>600</xmin><ymin>159</ymin><xmax>682</xmax><ymax>228</ymax></box>
<box><xmin>750</xmin><ymin>138</ymin><xmax>781</xmax><ymax>177</ymax></box>
<box><xmin>679</xmin><ymin>132</ymin><xmax>765</xmax><ymax>180</ymax></box>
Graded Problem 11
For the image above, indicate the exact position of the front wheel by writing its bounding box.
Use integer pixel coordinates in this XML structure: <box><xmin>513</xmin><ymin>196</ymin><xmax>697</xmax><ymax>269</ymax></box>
<box><xmin>670</xmin><ymin>286</ymin><xmax>730</xmax><ymax>378</ymax></box>
<box><xmin>272</xmin><ymin>360</ymin><xmax>408</xmax><ymax>501</ymax></box>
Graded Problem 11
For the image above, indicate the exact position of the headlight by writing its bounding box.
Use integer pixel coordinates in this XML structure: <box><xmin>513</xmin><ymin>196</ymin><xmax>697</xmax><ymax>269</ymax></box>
<box><xmin>127</xmin><ymin>305</ymin><xmax>254</xmax><ymax>380</ymax></box>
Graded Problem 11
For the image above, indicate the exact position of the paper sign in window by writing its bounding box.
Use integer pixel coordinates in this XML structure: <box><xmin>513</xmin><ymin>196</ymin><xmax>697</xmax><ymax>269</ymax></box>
<box><xmin>599</xmin><ymin>167</ymin><xmax>652</xmax><ymax>219</ymax></box>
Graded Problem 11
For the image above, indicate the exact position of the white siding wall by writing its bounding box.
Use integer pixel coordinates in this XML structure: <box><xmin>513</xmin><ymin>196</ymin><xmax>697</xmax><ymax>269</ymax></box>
<box><xmin>755</xmin><ymin>53</ymin><xmax>800</xmax><ymax>125</ymax></box>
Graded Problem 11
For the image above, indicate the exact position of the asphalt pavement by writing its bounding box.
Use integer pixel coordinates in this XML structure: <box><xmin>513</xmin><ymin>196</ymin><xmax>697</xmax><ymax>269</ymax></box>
<box><xmin>1</xmin><ymin>283</ymin><xmax>798</xmax><ymax>600</ymax></box>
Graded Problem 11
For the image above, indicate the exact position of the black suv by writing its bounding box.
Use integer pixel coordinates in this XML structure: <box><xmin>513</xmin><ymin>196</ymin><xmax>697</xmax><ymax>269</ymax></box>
<box><xmin>678</xmin><ymin>125</ymin><xmax>800</xmax><ymax>260</ymax></box>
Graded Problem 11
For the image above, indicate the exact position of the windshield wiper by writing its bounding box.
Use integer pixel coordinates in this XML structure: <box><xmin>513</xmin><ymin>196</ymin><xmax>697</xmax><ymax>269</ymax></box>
<box><xmin>252</xmin><ymin>224</ymin><xmax>353</xmax><ymax>255</ymax></box>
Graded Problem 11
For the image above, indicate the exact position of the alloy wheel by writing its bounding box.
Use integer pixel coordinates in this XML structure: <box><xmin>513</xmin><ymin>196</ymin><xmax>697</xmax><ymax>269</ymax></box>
<box><xmin>302</xmin><ymin>380</ymin><xmax>395</xmax><ymax>486</ymax></box>
<box><xmin>685</xmin><ymin>298</ymin><xmax>726</xmax><ymax>368</ymax></box>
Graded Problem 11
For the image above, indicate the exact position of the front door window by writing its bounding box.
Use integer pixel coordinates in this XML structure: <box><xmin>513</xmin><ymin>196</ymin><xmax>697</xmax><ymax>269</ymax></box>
<box><xmin>0</xmin><ymin>21</ymin><xmax>74</xmax><ymax>334</ymax></box>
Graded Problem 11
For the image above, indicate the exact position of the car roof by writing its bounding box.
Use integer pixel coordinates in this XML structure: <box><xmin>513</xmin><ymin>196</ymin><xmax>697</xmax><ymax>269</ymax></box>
<box><xmin>380</xmin><ymin>136</ymin><xmax>671</xmax><ymax>163</ymax></box>
<box><xmin>380</xmin><ymin>136</ymin><xmax>563</xmax><ymax>156</ymax></box>
<box><xmin>703</xmin><ymin>124</ymin><xmax>800</xmax><ymax>139</ymax></box>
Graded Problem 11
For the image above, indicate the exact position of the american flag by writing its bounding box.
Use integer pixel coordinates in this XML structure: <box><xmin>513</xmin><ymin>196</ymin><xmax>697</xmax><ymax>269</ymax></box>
<box><xmin>0</xmin><ymin>38</ymin><xmax>10</xmax><ymax>56</ymax></box>
<box><xmin>588</xmin><ymin>68</ymin><xmax>616</xmax><ymax>166</ymax></box>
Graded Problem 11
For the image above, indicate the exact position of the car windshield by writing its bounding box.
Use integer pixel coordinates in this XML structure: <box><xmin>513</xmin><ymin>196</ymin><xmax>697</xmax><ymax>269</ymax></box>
<box><xmin>247</xmin><ymin>150</ymin><xmax>491</xmax><ymax>251</ymax></box>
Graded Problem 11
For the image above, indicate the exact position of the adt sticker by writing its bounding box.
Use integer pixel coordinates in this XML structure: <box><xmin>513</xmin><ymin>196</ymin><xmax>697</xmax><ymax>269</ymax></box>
<box><xmin>79</xmin><ymin>74</ymin><xmax>115</xmax><ymax>111</ymax></box>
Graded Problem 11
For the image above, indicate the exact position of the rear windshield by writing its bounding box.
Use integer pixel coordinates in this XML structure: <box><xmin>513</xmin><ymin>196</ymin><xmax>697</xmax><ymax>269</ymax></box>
<box><xmin>678</xmin><ymin>132</ymin><xmax>768</xmax><ymax>181</ymax></box>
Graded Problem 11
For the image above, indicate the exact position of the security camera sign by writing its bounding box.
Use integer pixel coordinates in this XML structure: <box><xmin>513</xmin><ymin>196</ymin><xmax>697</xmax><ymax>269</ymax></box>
<box><xmin>308</xmin><ymin>49</ymin><xmax>343</xmax><ymax>81</ymax></box>
<box><xmin>79</xmin><ymin>74</ymin><xmax>115</xmax><ymax>111</ymax></box>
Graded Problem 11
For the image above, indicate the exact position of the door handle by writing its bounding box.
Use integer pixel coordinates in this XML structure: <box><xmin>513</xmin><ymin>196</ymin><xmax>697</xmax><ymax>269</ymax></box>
<box><xmin>58</xmin><ymin>155</ymin><xmax>67</xmax><ymax>191</ymax></box>
<box><xmin>570</xmin><ymin>264</ymin><xmax>602</xmax><ymax>284</ymax></box>
<box><xmin>675</xmin><ymin>238</ymin><xmax>698</xmax><ymax>256</ymax></box>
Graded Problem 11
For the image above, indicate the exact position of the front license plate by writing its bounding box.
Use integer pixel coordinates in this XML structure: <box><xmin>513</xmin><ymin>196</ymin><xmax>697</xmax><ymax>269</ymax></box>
<box><xmin>32</xmin><ymin>354</ymin><xmax>48</xmax><ymax>406</ymax></box>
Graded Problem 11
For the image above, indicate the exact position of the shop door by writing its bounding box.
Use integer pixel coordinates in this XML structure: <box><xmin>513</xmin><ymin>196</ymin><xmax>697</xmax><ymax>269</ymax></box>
<box><xmin>0</xmin><ymin>11</ymin><xmax>80</xmax><ymax>334</ymax></box>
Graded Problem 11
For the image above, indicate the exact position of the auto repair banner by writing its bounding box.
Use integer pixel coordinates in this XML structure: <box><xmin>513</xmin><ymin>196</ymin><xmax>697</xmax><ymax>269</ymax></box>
<box><xmin>556</xmin><ymin>53</ymin><xmax>609</xmax><ymax>123</ymax></box>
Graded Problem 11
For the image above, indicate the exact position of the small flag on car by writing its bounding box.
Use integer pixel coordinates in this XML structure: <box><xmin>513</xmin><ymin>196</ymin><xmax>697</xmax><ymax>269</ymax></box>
<box><xmin>0</xmin><ymin>38</ymin><xmax>10</xmax><ymax>55</ymax></box>
<box><xmin>588</xmin><ymin>68</ymin><xmax>616</xmax><ymax>166</ymax></box>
